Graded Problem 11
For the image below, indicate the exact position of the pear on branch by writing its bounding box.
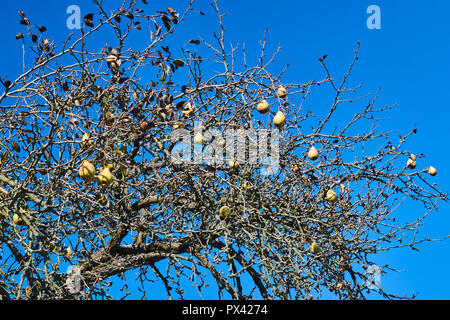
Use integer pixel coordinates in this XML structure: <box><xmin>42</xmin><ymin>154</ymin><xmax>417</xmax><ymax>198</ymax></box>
<box><xmin>194</xmin><ymin>132</ymin><xmax>204</xmax><ymax>144</ymax></box>
<box><xmin>106</xmin><ymin>54</ymin><xmax>120</xmax><ymax>70</ymax></box>
<box><xmin>406</xmin><ymin>158</ymin><xmax>416</xmax><ymax>169</ymax></box>
<box><xmin>276</xmin><ymin>86</ymin><xmax>287</xmax><ymax>98</ymax></box>
<box><xmin>219</xmin><ymin>205</ymin><xmax>231</xmax><ymax>220</ymax></box>
<box><xmin>98</xmin><ymin>167</ymin><xmax>113</xmax><ymax>187</ymax></box>
<box><xmin>310</xmin><ymin>242</ymin><xmax>321</xmax><ymax>254</ymax></box>
<box><xmin>256</xmin><ymin>99</ymin><xmax>270</xmax><ymax>114</ymax></box>
<box><xmin>79</xmin><ymin>160</ymin><xmax>96</xmax><ymax>182</ymax></box>
<box><xmin>228</xmin><ymin>160</ymin><xmax>238</xmax><ymax>168</ymax></box>
<box><xmin>428</xmin><ymin>166</ymin><xmax>437</xmax><ymax>176</ymax></box>
<box><xmin>308</xmin><ymin>146</ymin><xmax>319</xmax><ymax>160</ymax></box>
<box><xmin>106</xmin><ymin>54</ymin><xmax>117</xmax><ymax>64</ymax></box>
<box><xmin>65</xmin><ymin>246</ymin><xmax>73</xmax><ymax>258</ymax></box>
<box><xmin>13</xmin><ymin>213</ymin><xmax>26</xmax><ymax>226</ymax></box>
<box><xmin>182</xmin><ymin>102</ymin><xmax>194</xmax><ymax>116</ymax></box>
<box><xmin>273</xmin><ymin>111</ymin><xmax>286</xmax><ymax>128</ymax></box>
<box><xmin>326</xmin><ymin>189</ymin><xmax>338</xmax><ymax>203</ymax></box>
<box><xmin>115</xmin><ymin>147</ymin><xmax>125</xmax><ymax>157</ymax></box>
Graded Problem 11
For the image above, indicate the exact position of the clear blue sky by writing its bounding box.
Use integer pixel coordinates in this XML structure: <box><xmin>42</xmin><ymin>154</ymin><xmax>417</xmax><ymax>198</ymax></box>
<box><xmin>1</xmin><ymin>0</ymin><xmax>449</xmax><ymax>299</ymax></box>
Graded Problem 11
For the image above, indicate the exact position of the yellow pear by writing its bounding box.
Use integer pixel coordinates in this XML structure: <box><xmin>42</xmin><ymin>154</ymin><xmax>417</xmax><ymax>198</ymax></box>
<box><xmin>81</xmin><ymin>132</ymin><xmax>93</xmax><ymax>148</ymax></box>
<box><xmin>79</xmin><ymin>160</ymin><xmax>96</xmax><ymax>182</ymax></box>
<box><xmin>218</xmin><ymin>139</ymin><xmax>226</xmax><ymax>148</ymax></box>
<box><xmin>65</xmin><ymin>246</ymin><xmax>73</xmax><ymax>258</ymax></box>
<box><xmin>182</xmin><ymin>102</ymin><xmax>194</xmax><ymax>116</ymax></box>
<box><xmin>106</xmin><ymin>54</ymin><xmax>117</xmax><ymax>63</ymax></box>
<box><xmin>13</xmin><ymin>213</ymin><xmax>26</xmax><ymax>226</ymax></box>
<box><xmin>310</xmin><ymin>242</ymin><xmax>321</xmax><ymax>255</ymax></box>
<box><xmin>228</xmin><ymin>160</ymin><xmax>238</xmax><ymax>168</ymax></box>
<box><xmin>194</xmin><ymin>132</ymin><xmax>204</xmax><ymax>144</ymax></box>
<box><xmin>409</xmin><ymin>154</ymin><xmax>416</xmax><ymax>161</ymax></box>
<box><xmin>256</xmin><ymin>99</ymin><xmax>270</xmax><ymax>114</ymax></box>
<box><xmin>326</xmin><ymin>189</ymin><xmax>338</xmax><ymax>203</ymax></box>
<box><xmin>406</xmin><ymin>158</ymin><xmax>416</xmax><ymax>169</ymax></box>
<box><xmin>219</xmin><ymin>205</ymin><xmax>231</xmax><ymax>220</ymax></box>
<box><xmin>429</xmin><ymin>166</ymin><xmax>437</xmax><ymax>176</ymax></box>
<box><xmin>273</xmin><ymin>111</ymin><xmax>286</xmax><ymax>128</ymax></box>
<box><xmin>97</xmin><ymin>167</ymin><xmax>113</xmax><ymax>187</ymax></box>
<box><xmin>308</xmin><ymin>146</ymin><xmax>319</xmax><ymax>160</ymax></box>
<box><xmin>173</xmin><ymin>122</ymin><xmax>185</xmax><ymax>129</ymax></box>
<box><xmin>276</xmin><ymin>86</ymin><xmax>287</xmax><ymax>98</ymax></box>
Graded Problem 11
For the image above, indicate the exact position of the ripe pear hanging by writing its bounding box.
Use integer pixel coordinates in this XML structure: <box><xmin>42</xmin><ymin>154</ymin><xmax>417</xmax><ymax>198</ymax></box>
<box><xmin>13</xmin><ymin>213</ymin><xmax>26</xmax><ymax>226</ymax></box>
<box><xmin>308</xmin><ymin>146</ymin><xmax>319</xmax><ymax>160</ymax></box>
<box><xmin>228</xmin><ymin>160</ymin><xmax>238</xmax><ymax>168</ymax></box>
<box><xmin>310</xmin><ymin>242</ymin><xmax>321</xmax><ymax>254</ymax></box>
<box><xmin>106</xmin><ymin>54</ymin><xmax>117</xmax><ymax>63</ymax></box>
<box><xmin>326</xmin><ymin>189</ymin><xmax>338</xmax><ymax>203</ymax></box>
<box><xmin>273</xmin><ymin>111</ymin><xmax>286</xmax><ymax>128</ymax></box>
<box><xmin>276</xmin><ymin>86</ymin><xmax>287</xmax><ymax>98</ymax></box>
<box><xmin>219</xmin><ymin>205</ymin><xmax>231</xmax><ymax>220</ymax></box>
<box><xmin>428</xmin><ymin>166</ymin><xmax>437</xmax><ymax>176</ymax></box>
<box><xmin>98</xmin><ymin>167</ymin><xmax>113</xmax><ymax>187</ymax></box>
<box><xmin>406</xmin><ymin>158</ymin><xmax>416</xmax><ymax>169</ymax></box>
<box><xmin>182</xmin><ymin>102</ymin><xmax>194</xmax><ymax>116</ymax></box>
<box><xmin>194</xmin><ymin>132</ymin><xmax>204</xmax><ymax>144</ymax></box>
<box><xmin>256</xmin><ymin>99</ymin><xmax>270</xmax><ymax>114</ymax></box>
<box><xmin>79</xmin><ymin>160</ymin><xmax>96</xmax><ymax>182</ymax></box>
<box><xmin>65</xmin><ymin>246</ymin><xmax>73</xmax><ymax>257</ymax></box>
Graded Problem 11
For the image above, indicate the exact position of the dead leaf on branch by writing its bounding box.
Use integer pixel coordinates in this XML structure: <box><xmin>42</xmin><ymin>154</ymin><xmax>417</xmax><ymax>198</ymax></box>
<box><xmin>84</xmin><ymin>13</ymin><xmax>94</xmax><ymax>27</ymax></box>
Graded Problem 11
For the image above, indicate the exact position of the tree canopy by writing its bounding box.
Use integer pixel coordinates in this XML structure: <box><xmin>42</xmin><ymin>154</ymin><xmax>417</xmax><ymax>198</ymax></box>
<box><xmin>0</xmin><ymin>0</ymin><xmax>447</xmax><ymax>300</ymax></box>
